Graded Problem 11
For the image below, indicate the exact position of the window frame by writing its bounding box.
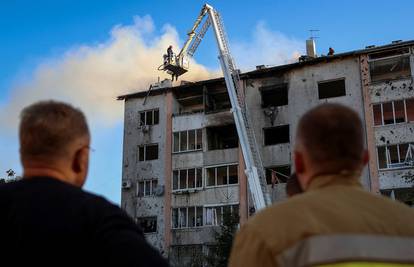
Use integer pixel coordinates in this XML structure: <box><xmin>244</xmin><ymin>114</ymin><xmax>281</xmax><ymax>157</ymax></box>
<box><xmin>372</xmin><ymin>98</ymin><xmax>414</xmax><ymax>127</ymax></box>
<box><xmin>317</xmin><ymin>78</ymin><xmax>346</xmax><ymax>100</ymax></box>
<box><xmin>172</xmin><ymin>129</ymin><xmax>203</xmax><ymax>153</ymax></box>
<box><xmin>139</xmin><ymin>109</ymin><xmax>159</xmax><ymax>126</ymax></box>
<box><xmin>172</xmin><ymin>167</ymin><xmax>203</xmax><ymax>192</ymax></box>
<box><xmin>136</xmin><ymin>178</ymin><xmax>158</xmax><ymax>197</ymax></box>
<box><xmin>377</xmin><ymin>143</ymin><xmax>414</xmax><ymax>170</ymax></box>
<box><xmin>204</xmin><ymin>203</ymin><xmax>239</xmax><ymax>226</ymax></box>
<box><xmin>368</xmin><ymin>49</ymin><xmax>411</xmax><ymax>84</ymax></box>
<box><xmin>204</xmin><ymin>164</ymin><xmax>239</xmax><ymax>188</ymax></box>
<box><xmin>171</xmin><ymin>206</ymin><xmax>204</xmax><ymax>229</ymax></box>
<box><xmin>137</xmin><ymin>143</ymin><xmax>159</xmax><ymax>162</ymax></box>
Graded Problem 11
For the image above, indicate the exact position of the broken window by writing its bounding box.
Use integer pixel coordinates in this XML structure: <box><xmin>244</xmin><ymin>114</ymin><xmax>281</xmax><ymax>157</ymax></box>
<box><xmin>205</xmin><ymin>164</ymin><xmax>238</xmax><ymax>187</ymax></box>
<box><xmin>263</xmin><ymin>125</ymin><xmax>290</xmax><ymax>146</ymax></box>
<box><xmin>382</xmin><ymin>102</ymin><xmax>394</xmax><ymax>124</ymax></box>
<box><xmin>207</xmin><ymin>124</ymin><xmax>238</xmax><ymax>150</ymax></box>
<box><xmin>318</xmin><ymin>79</ymin><xmax>346</xmax><ymax>99</ymax></box>
<box><xmin>373</xmin><ymin>104</ymin><xmax>382</xmax><ymax>126</ymax></box>
<box><xmin>377</xmin><ymin>143</ymin><xmax>414</xmax><ymax>170</ymax></box>
<box><xmin>139</xmin><ymin>109</ymin><xmax>159</xmax><ymax>126</ymax></box>
<box><xmin>138</xmin><ymin>144</ymin><xmax>158</xmax><ymax>161</ymax></box>
<box><xmin>407</xmin><ymin>98</ymin><xmax>414</xmax><ymax>122</ymax></box>
<box><xmin>205</xmin><ymin>204</ymin><xmax>239</xmax><ymax>226</ymax></box>
<box><xmin>372</xmin><ymin>99</ymin><xmax>413</xmax><ymax>126</ymax></box>
<box><xmin>205</xmin><ymin>85</ymin><xmax>231</xmax><ymax>113</ymax></box>
<box><xmin>174</xmin><ymin>86</ymin><xmax>204</xmax><ymax>114</ymax></box>
<box><xmin>260</xmin><ymin>83</ymin><xmax>288</xmax><ymax>107</ymax></box>
<box><xmin>136</xmin><ymin>217</ymin><xmax>157</xmax><ymax>233</ymax></box>
<box><xmin>394</xmin><ymin>100</ymin><xmax>405</xmax><ymax>123</ymax></box>
<box><xmin>369</xmin><ymin>49</ymin><xmax>411</xmax><ymax>83</ymax></box>
<box><xmin>172</xmin><ymin>168</ymin><xmax>203</xmax><ymax>191</ymax></box>
<box><xmin>173</xmin><ymin>129</ymin><xmax>203</xmax><ymax>153</ymax></box>
<box><xmin>137</xmin><ymin>179</ymin><xmax>158</xmax><ymax>197</ymax></box>
<box><xmin>265</xmin><ymin>165</ymin><xmax>291</xmax><ymax>184</ymax></box>
<box><xmin>171</xmin><ymin>206</ymin><xmax>203</xmax><ymax>229</ymax></box>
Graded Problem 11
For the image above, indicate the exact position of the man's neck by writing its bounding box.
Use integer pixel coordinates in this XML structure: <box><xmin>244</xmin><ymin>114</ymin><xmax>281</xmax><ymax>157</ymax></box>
<box><xmin>23</xmin><ymin>167</ymin><xmax>72</xmax><ymax>185</ymax></box>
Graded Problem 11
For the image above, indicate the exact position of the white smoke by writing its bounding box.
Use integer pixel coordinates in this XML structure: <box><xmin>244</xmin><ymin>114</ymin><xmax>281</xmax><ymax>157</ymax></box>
<box><xmin>232</xmin><ymin>21</ymin><xmax>304</xmax><ymax>71</ymax></box>
<box><xmin>0</xmin><ymin>15</ymin><xmax>216</xmax><ymax>130</ymax></box>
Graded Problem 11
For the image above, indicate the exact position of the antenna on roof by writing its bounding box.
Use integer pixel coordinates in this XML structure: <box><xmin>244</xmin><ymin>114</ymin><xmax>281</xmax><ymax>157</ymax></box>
<box><xmin>309</xmin><ymin>29</ymin><xmax>320</xmax><ymax>40</ymax></box>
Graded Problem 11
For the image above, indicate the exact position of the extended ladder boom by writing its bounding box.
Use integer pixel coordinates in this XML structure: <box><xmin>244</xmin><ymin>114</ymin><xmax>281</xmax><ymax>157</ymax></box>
<box><xmin>163</xmin><ymin>4</ymin><xmax>271</xmax><ymax>211</ymax></box>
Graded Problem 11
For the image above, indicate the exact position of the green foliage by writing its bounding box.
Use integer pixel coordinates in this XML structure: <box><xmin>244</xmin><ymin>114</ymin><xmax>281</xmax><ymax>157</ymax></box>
<box><xmin>205</xmin><ymin>211</ymin><xmax>239</xmax><ymax>267</ymax></box>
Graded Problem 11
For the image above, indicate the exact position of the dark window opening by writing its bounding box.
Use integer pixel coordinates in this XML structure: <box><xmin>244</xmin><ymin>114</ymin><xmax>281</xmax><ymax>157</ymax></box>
<box><xmin>205</xmin><ymin>86</ymin><xmax>231</xmax><ymax>113</ymax></box>
<box><xmin>394</xmin><ymin>100</ymin><xmax>405</xmax><ymax>123</ymax></box>
<box><xmin>138</xmin><ymin>144</ymin><xmax>158</xmax><ymax>161</ymax></box>
<box><xmin>174</xmin><ymin>86</ymin><xmax>204</xmax><ymax>115</ymax></box>
<box><xmin>137</xmin><ymin>217</ymin><xmax>157</xmax><ymax>233</ymax></box>
<box><xmin>318</xmin><ymin>79</ymin><xmax>346</xmax><ymax>99</ymax></box>
<box><xmin>260</xmin><ymin>84</ymin><xmax>288</xmax><ymax>107</ymax></box>
<box><xmin>139</xmin><ymin>109</ymin><xmax>159</xmax><ymax>126</ymax></box>
<box><xmin>265</xmin><ymin>165</ymin><xmax>291</xmax><ymax>184</ymax></box>
<box><xmin>373</xmin><ymin>104</ymin><xmax>382</xmax><ymax>126</ymax></box>
<box><xmin>407</xmin><ymin>98</ymin><xmax>414</xmax><ymax>122</ymax></box>
<box><xmin>369</xmin><ymin>55</ymin><xmax>411</xmax><ymax>83</ymax></box>
<box><xmin>369</xmin><ymin>48</ymin><xmax>410</xmax><ymax>60</ymax></box>
<box><xmin>207</xmin><ymin>124</ymin><xmax>238</xmax><ymax>150</ymax></box>
<box><xmin>264</xmin><ymin>125</ymin><xmax>290</xmax><ymax>146</ymax></box>
<box><xmin>382</xmin><ymin>102</ymin><xmax>394</xmax><ymax>124</ymax></box>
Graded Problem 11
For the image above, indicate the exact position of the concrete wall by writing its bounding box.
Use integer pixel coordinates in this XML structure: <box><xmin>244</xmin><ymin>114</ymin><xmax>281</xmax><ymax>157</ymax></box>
<box><xmin>121</xmin><ymin>93</ymin><xmax>169</xmax><ymax>255</ymax></box>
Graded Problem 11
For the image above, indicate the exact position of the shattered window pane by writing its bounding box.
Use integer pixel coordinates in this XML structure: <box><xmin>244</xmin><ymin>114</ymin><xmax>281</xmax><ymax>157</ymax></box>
<box><xmin>179</xmin><ymin>170</ymin><xmax>187</xmax><ymax>190</ymax></box>
<box><xmin>137</xmin><ymin>217</ymin><xmax>157</xmax><ymax>233</ymax></box>
<box><xmin>172</xmin><ymin>209</ymin><xmax>179</xmax><ymax>228</ymax></box>
<box><xmin>228</xmin><ymin>165</ymin><xmax>238</xmax><ymax>184</ymax></box>
<box><xmin>138</xmin><ymin>181</ymin><xmax>145</xmax><ymax>197</ymax></box>
<box><xmin>188</xmin><ymin>168</ymin><xmax>195</xmax><ymax>188</ymax></box>
<box><xmin>388</xmin><ymin>145</ymin><xmax>399</xmax><ymax>164</ymax></box>
<box><xmin>399</xmin><ymin>144</ymin><xmax>409</xmax><ymax>163</ymax></box>
<box><xmin>382</xmin><ymin>102</ymin><xmax>394</xmax><ymax>125</ymax></box>
<box><xmin>196</xmin><ymin>129</ymin><xmax>203</xmax><ymax>149</ymax></box>
<box><xmin>373</xmin><ymin>104</ymin><xmax>382</xmax><ymax>126</ymax></box>
<box><xmin>138</xmin><ymin>146</ymin><xmax>145</xmax><ymax>161</ymax></box>
<box><xmin>196</xmin><ymin>168</ymin><xmax>202</xmax><ymax>187</ymax></box>
<box><xmin>145</xmin><ymin>144</ymin><xmax>158</xmax><ymax>160</ymax></box>
<box><xmin>188</xmin><ymin>130</ymin><xmax>196</xmax><ymax>150</ymax></box>
<box><xmin>146</xmin><ymin>111</ymin><xmax>153</xmax><ymax>125</ymax></box>
<box><xmin>406</xmin><ymin>98</ymin><xmax>414</xmax><ymax>122</ymax></box>
<box><xmin>180</xmin><ymin>131</ymin><xmax>187</xmax><ymax>151</ymax></box>
<box><xmin>173</xmin><ymin>170</ymin><xmax>179</xmax><ymax>190</ymax></box>
<box><xmin>153</xmin><ymin>109</ymin><xmax>159</xmax><ymax>124</ymax></box>
<box><xmin>206</xmin><ymin>168</ymin><xmax>216</xmax><ymax>186</ymax></box>
<box><xmin>369</xmin><ymin>56</ymin><xmax>411</xmax><ymax>83</ymax></box>
<box><xmin>377</xmin><ymin>147</ymin><xmax>387</xmax><ymax>169</ymax></box>
<box><xmin>217</xmin><ymin>166</ymin><xmax>227</xmax><ymax>185</ymax></box>
<box><xmin>394</xmin><ymin>100</ymin><xmax>405</xmax><ymax>123</ymax></box>
<box><xmin>140</xmin><ymin>112</ymin><xmax>146</xmax><ymax>126</ymax></box>
<box><xmin>173</xmin><ymin>132</ymin><xmax>180</xmax><ymax>152</ymax></box>
<box><xmin>196</xmin><ymin>207</ymin><xmax>203</xmax><ymax>227</ymax></box>
<box><xmin>145</xmin><ymin>180</ymin><xmax>151</xmax><ymax>196</ymax></box>
<box><xmin>188</xmin><ymin>207</ymin><xmax>196</xmax><ymax>227</ymax></box>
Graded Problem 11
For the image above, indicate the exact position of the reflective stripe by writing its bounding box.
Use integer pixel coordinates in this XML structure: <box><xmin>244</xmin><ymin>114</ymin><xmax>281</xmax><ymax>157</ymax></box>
<box><xmin>276</xmin><ymin>235</ymin><xmax>414</xmax><ymax>267</ymax></box>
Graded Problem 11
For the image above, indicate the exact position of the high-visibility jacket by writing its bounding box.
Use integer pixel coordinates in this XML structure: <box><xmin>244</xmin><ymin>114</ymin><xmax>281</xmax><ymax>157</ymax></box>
<box><xmin>228</xmin><ymin>172</ymin><xmax>414</xmax><ymax>267</ymax></box>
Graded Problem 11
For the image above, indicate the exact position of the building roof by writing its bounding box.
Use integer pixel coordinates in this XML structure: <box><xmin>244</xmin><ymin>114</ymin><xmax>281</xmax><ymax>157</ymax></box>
<box><xmin>117</xmin><ymin>39</ymin><xmax>414</xmax><ymax>101</ymax></box>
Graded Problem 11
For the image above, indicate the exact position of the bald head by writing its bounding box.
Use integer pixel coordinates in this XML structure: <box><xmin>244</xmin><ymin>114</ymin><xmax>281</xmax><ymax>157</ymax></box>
<box><xmin>296</xmin><ymin>103</ymin><xmax>365</xmax><ymax>174</ymax></box>
<box><xmin>19</xmin><ymin>101</ymin><xmax>90</xmax><ymax>187</ymax></box>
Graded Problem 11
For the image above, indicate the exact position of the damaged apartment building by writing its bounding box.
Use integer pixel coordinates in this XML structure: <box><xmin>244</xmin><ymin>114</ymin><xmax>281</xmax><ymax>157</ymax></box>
<box><xmin>118</xmin><ymin>40</ymin><xmax>414</xmax><ymax>265</ymax></box>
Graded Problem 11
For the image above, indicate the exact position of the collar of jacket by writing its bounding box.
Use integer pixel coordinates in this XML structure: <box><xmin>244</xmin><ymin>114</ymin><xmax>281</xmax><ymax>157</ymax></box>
<box><xmin>306</xmin><ymin>170</ymin><xmax>362</xmax><ymax>192</ymax></box>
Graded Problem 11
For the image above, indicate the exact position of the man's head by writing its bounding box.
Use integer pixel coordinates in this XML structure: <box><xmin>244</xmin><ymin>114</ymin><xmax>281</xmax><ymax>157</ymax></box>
<box><xmin>19</xmin><ymin>101</ymin><xmax>90</xmax><ymax>187</ymax></box>
<box><xmin>294</xmin><ymin>103</ymin><xmax>368</xmax><ymax>190</ymax></box>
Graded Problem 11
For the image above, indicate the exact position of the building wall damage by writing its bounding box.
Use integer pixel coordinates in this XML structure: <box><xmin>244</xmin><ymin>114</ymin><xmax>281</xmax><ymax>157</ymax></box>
<box><xmin>118</xmin><ymin>40</ymin><xmax>414</xmax><ymax>266</ymax></box>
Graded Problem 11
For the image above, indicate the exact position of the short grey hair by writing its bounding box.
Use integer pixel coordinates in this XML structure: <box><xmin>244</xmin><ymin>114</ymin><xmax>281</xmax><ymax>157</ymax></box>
<box><xmin>19</xmin><ymin>100</ymin><xmax>90</xmax><ymax>161</ymax></box>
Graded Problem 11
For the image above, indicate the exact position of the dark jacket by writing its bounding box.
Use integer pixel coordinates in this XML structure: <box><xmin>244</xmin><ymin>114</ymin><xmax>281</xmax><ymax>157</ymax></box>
<box><xmin>0</xmin><ymin>176</ymin><xmax>169</xmax><ymax>267</ymax></box>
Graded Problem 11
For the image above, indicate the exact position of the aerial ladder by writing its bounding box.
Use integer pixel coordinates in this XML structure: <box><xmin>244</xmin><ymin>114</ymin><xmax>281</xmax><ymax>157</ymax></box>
<box><xmin>159</xmin><ymin>4</ymin><xmax>271</xmax><ymax>211</ymax></box>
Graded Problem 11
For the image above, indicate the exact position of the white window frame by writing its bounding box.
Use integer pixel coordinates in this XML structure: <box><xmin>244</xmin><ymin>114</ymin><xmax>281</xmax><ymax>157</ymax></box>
<box><xmin>172</xmin><ymin>129</ymin><xmax>203</xmax><ymax>153</ymax></box>
<box><xmin>204</xmin><ymin>203</ymin><xmax>239</xmax><ymax>226</ymax></box>
<box><xmin>136</xmin><ymin>178</ymin><xmax>158</xmax><ymax>197</ymax></box>
<box><xmin>139</xmin><ymin>109</ymin><xmax>159</xmax><ymax>126</ymax></box>
<box><xmin>204</xmin><ymin>163</ymin><xmax>239</xmax><ymax>188</ymax></box>
<box><xmin>171</xmin><ymin>206</ymin><xmax>203</xmax><ymax>229</ymax></box>
<box><xmin>377</xmin><ymin>143</ymin><xmax>414</xmax><ymax>170</ymax></box>
<box><xmin>172</xmin><ymin>168</ymin><xmax>203</xmax><ymax>192</ymax></box>
<box><xmin>138</xmin><ymin>143</ymin><xmax>158</xmax><ymax>161</ymax></box>
<box><xmin>372</xmin><ymin>98</ymin><xmax>414</xmax><ymax>127</ymax></box>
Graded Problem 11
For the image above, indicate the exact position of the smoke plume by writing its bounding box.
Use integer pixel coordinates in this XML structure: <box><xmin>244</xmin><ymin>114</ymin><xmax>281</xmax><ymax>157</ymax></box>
<box><xmin>0</xmin><ymin>15</ymin><xmax>216</xmax><ymax>130</ymax></box>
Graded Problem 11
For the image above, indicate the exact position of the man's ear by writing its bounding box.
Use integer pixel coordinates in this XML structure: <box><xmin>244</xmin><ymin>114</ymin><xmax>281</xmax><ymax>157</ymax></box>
<box><xmin>72</xmin><ymin>147</ymin><xmax>89</xmax><ymax>174</ymax></box>
<box><xmin>294</xmin><ymin>150</ymin><xmax>305</xmax><ymax>174</ymax></box>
